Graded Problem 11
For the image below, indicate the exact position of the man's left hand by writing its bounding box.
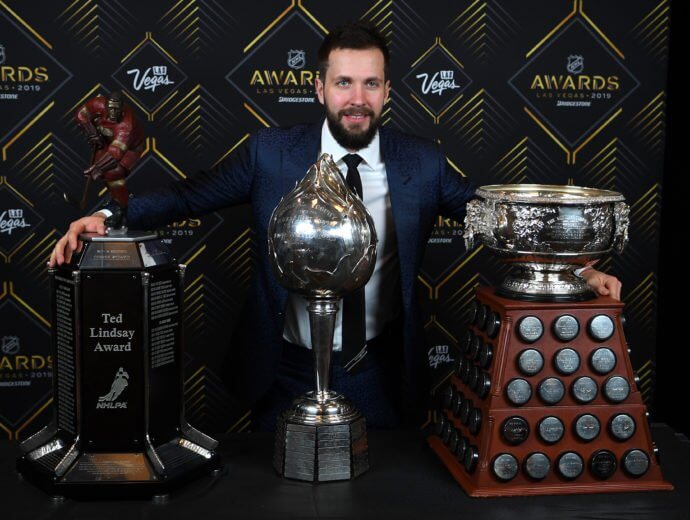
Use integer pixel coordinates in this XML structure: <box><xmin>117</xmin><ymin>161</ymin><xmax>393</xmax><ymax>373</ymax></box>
<box><xmin>581</xmin><ymin>269</ymin><xmax>622</xmax><ymax>301</ymax></box>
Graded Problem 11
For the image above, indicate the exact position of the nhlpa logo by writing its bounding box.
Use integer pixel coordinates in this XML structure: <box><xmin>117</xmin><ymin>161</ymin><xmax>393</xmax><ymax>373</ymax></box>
<box><xmin>0</xmin><ymin>44</ymin><xmax>5</xmax><ymax>65</ymax></box>
<box><xmin>97</xmin><ymin>367</ymin><xmax>129</xmax><ymax>409</ymax></box>
<box><xmin>287</xmin><ymin>49</ymin><xmax>305</xmax><ymax>70</ymax></box>
<box><xmin>1</xmin><ymin>336</ymin><xmax>20</xmax><ymax>355</ymax></box>
<box><xmin>567</xmin><ymin>55</ymin><xmax>584</xmax><ymax>74</ymax></box>
<box><xmin>428</xmin><ymin>344</ymin><xmax>453</xmax><ymax>369</ymax></box>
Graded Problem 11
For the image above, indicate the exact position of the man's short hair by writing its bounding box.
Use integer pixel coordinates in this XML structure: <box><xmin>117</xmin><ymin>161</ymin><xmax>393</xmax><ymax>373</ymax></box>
<box><xmin>318</xmin><ymin>22</ymin><xmax>390</xmax><ymax>80</ymax></box>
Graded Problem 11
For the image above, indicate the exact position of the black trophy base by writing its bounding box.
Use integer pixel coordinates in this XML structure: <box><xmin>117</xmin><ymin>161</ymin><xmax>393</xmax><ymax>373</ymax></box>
<box><xmin>17</xmin><ymin>434</ymin><xmax>221</xmax><ymax>499</ymax></box>
<box><xmin>273</xmin><ymin>414</ymin><xmax>369</xmax><ymax>482</ymax></box>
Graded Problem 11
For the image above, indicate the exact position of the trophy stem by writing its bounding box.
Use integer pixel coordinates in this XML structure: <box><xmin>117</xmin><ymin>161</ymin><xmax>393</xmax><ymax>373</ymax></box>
<box><xmin>307</xmin><ymin>298</ymin><xmax>338</xmax><ymax>398</ymax></box>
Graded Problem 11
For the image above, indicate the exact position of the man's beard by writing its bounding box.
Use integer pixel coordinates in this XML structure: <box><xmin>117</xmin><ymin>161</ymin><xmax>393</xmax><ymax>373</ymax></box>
<box><xmin>326</xmin><ymin>105</ymin><xmax>381</xmax><ymax>151</ymax></box>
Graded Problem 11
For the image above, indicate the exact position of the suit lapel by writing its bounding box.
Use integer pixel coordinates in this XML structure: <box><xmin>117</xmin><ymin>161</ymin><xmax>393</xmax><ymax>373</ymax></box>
<box><xmin>381</xmin><ymin>128</ymin><xmax>420</xmax><ymax>307</ymax></box>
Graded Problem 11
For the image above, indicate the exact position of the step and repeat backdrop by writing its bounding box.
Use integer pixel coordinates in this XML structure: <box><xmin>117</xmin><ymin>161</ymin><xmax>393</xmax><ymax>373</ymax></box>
<box><xmin>0</xmin><ymin>0</ymin><xmax>670</xmax><ymax>438</ymax></box>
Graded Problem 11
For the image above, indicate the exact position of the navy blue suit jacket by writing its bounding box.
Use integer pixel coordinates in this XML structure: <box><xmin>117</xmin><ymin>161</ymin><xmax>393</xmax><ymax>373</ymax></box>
<box><xmin>126</xmin><ymin>122</ymin><xmax>476</xmax><ymax>418</ymax></box>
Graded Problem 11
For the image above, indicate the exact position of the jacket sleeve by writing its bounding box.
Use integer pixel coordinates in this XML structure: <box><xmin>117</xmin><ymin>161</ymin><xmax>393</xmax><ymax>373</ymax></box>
<box><xmin>436</xmin><ymin>145</ymin><xmax>478</xmax><ymax>223</ymax></box>
<box><xmin>124</xmin><ymin>133</ymin><xmax>258</xmax><ymax>230</ymax></box>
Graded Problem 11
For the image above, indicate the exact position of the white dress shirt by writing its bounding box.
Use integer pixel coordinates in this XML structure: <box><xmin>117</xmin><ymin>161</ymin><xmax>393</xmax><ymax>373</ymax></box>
<box><xmin>282</xmin><ymin>121</ymin><xmax>402</xmax><ymax>350</ymax></box>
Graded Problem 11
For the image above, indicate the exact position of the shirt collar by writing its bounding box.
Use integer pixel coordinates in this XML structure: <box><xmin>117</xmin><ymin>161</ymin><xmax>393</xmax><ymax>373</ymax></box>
<box><xmin>320</xmin><ymin>119</ymin><xmax>381</xmax><ymax>169</ymax></box>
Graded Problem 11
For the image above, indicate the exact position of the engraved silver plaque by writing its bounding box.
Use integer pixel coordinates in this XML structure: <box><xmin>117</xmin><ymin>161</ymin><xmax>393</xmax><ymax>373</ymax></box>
<box><xmin>554</xmin><ymin>347</ymin><xmax>581</xmax><ymax>375</ymax></box>
<box><xmin>590</xmin><ymin>347</ymin><xmax>616</xmax><ymax>374</ymax></box>
<box><xmin>492</xmin><ymin>453</ymin><xmax>519</xmax><ymax>482</ymax></box>
<box><xmin>557</xmin><ymin>452</ymin><xmax>584</xmax><ymax>479</ymax></box>
<box><xmin>538</xmin><ymin>416</ymin><xmax>565</xmax><ymax>444</ymax></box>
<box><xmin>518</xmin><ymin>348</ymin><xmax>544</xmax><ymax>376</ymax></box>
<box><xmin>574</xmin><ymin>414</ymin><xmax>601</xmax><ymax>442</ymax></box>
<box><xmin>622</xmin><ymin>449</ymin><xmax>650</xmax><ymax>477</ymax></box>
<box><xmin>589</xmin><ymin>314</ymin><xmax>615</xmax><ymax>341</ymax></box>
<box><xmin>572</xmin><ymin>376</ymin><xmax>598</xmax><ymax>403</ymax></box>
<box><xmin>486</xmin><ymin>312</ymin><xmax>501</xmax><ymax>338</ymax></box>
<box><xmin>469</xmin><ymin>408</ymin><xmax>482</xmax><ymax>435</ymax></box>
<box><xmin>553</xmin><ymin>314</ymin><xmax>580</xmax><ymax>341</ymax></box>
<box><xmin>460</xmin><ymin>399</ymin><xmax>473</xmax><ymax>425</ymax></box>
<box><xmin>604</xmin><ymin>375</ymin><xmax>630</xmax><ymax>403</ymax></box>
<box><xmin>479</xmin><ymin>342</ymin><xmax>493</xmax><ymax>369</ymax></box>
<box><xmin>538</xmin><ymin>377</ymin><xmax>565</xmax><ymax>404</ymax></box>
<box><xmin>590</xmin><ymin>449</ymin><xmax>617</xmax><ymax>480</ymax></box>
<box><xmin>477</xmin><ymin>304</ymin><xmax>489</xmax><ymax>330</ymax></box>
<box><xmin>609</xmin><ymin>413</ymin><xmax>636</xmax><ymax>441</ymax></box>
<box><xmin>464</xmin><ymin>445</ymin><xmax>479</xmax><ymax>473</ymax></box>
<box><xmin>469</xmin><ymin>336</ymin><xmax>482</xmax><ymax>360</ymax></box>
<box><xmin>506</xmin><ymin>378</ymin><xmax>532</xmax><ymax>406</ymax></box>
<box><xmin>451</xmin><ymin>390</ymin><xmax>463</xmax><ymax>417</ymax></box>
<box><xmin>517</xmin><ymin>316</ymin><xmax>544</xmax><ymax>343</ymax></box>
<box><xmin>477</xmin><ymin>372</ymin><xmax>491</xmax><ymax>400</ymax></box>
<box><xmin>524</xmin><ymin>452</ymin><xmax>550</xmax><ymax>480</ymax></box>
<box><xmin>502</xmin><ymin>416</ymin><xmax>529</xmax><ymax>446</ymax></box>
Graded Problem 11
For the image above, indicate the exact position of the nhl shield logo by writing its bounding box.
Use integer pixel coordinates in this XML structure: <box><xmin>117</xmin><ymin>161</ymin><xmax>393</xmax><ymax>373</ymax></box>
<box><xmin>567</xmin><ymin>54</ymin><xmax>584</xmax><ymax>74</ymax></box>
<box><xmin>0</xmin><ymin>44</ymin><xmax>6</xmax><ymax>66</ymax></box>
<box><xmin>287</xmin><ymin>49</ymin><xmax>305</xmax><ymax>70</ymax></box>
<box><xmin>1</xmin><ymin>335</ymin><xmax>20</xmax><ymax>355</ymax></box>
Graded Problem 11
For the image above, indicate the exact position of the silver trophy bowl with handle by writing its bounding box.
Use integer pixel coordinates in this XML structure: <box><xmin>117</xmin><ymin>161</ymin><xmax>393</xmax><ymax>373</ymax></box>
<box><xmin>267</xmin><ymin>153</ymin><xmax>377</xmax><ymax>481</ymax></box>
<box><xmin>464</xmin><ymin>184</ymin><xmax>629</xmax><ymax>301</ymax></box>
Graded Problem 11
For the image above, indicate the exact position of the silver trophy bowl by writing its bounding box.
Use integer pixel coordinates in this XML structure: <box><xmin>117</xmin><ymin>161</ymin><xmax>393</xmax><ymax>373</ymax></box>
<box><xmin>268</xmin><ymin>153</ymin><xmax>377</xmax><ymax>481</ymax></box>
<box><xmin>464</xmin><ymin>184</ymin><xmax>629</xmax><ymax>301</ymax></box>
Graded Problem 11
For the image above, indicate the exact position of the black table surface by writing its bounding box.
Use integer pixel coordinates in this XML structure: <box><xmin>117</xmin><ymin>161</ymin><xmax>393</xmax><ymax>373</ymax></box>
<box><xmin>2</xmin><ymin>424</ymin><xmax>689</xmax><ymax>519</ymax></box>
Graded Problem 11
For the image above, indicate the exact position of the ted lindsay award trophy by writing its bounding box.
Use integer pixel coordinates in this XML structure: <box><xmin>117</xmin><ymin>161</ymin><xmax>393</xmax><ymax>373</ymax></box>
<box><xmin>16</xmin><ymin>92</ymin><xmax>219</xmax><ymax>499</ymax></box>
<box><xmin>429</xmin><ymin>184</ymin><xmax>672</xmax><ymax>497</ymax></box>
<box><xmin>268</xmin><ymin>153</ymin><xmax>377</xmax><ymax>482</ymax></box>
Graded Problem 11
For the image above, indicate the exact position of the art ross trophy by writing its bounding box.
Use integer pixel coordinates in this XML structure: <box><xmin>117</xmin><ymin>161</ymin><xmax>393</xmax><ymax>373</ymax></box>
<box><xmin>428</xmin><ymin>184</ymin><xmax>672</xmax><ymax>496</ymax></box>
<box><xmin>268</xmin><ymin>153</ymin><xmax>377</xmax><ymax>482</ymax></box>
<box><xmin>16</xmin><ymin>93</ymin><xmax>219</xmax><ymax>499</ymax></box>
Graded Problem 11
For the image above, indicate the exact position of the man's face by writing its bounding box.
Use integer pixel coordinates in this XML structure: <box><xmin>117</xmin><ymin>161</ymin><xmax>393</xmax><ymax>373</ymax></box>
<box><xmin>316</xmin><ymin>47</ymin><xmax>390</xmax><ymax>151</ymax></box>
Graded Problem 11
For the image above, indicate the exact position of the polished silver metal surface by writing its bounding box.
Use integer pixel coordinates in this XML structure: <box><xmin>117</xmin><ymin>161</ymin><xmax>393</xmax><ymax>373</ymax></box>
<box><xmin>517</xmin><ymin>316</ymin><xmax>544</xmax><ymax>343</ymax></box>
<box><xmin>464</xmin><ymin>445</ymin><xmax>479</xmax><ymax>473</ymax></box>
<box><xmin>554</xmin><ymin>347</ymin><xmax>581</xmax><ymax>375</ymax></box>
<box><xmin>572</xmin><ymin>376</ymin><xmax>598</xmax><ymax>403</ymax></box>
<box><xmin>538</xmin><ymin>416</ymin><xmax>565</xmax><ymax>444</ymax></box>
<box><xmin>268</xmin><ymin>153</ymin><xmax>377</xmax><ymax>298</ymax></box>
<box><xmin>590</xmin><ymin>347</ymin><xmax>617</xmax><ymax>374</ymax></box>
<box><xmin>268</xmin><ymin>154</ymin><xmax>377</xmax><ymax>482</ymax></box>
<box><xmin>609</xmin><ymin>413</ymin><xmax>636</xmax><ymax>441</ymax></box>
<box><xmin>574</xmin><ymin>414</ymin><xmax>601</xmax><ymax>441</ymax></box>
<box><xmin>604</xmin><ymin>375</ymin><xmax>631</xmax><ymax>402</ymax></box>
<box><xmin>486</xmin><ymin>312</ymin><xmax>501</xmax><ymax>338</ymax></box>
<box><xmin>518</xmin><ymin>348</ymin><xmax>544</xmax><ymax>376</ymax></box>
<box><xmin>589</xmin><ymin>314</ymin><xmax>615</xmax><ymax>341</ymax></box>
<box><xmin>464</xmin><ymin>184</ymin><xmax>629</xmax><ymax>300</ymax></box>
<box><xmin>492</xmin><ymin>453</ymin><xmax>519</xmax><ymax>481</ymax></box>
<box><xmin>506</xmin><ymin>378</ymin><xmax>532</xmax><ymax>405</ymax></box>
<box><xmin>557</xmin><ymin>452</ymin><xmax>584</xmax><ymax>479</ymax></box>
<box><xmin>538</xmin><ymin>377</ymin><xmax>565</xmax><ymax>404</ymax></box>
<box><xmin>524</xmin><ymin>452</ymin><xmax>551</xmax><ymax>480</ymax></box>
<box><xmin>622</xmin><ymin>449</ymin><xmax>650</xmax><ymax>477</ymax></box>
<box><xmin>553</xmin><ymin>314</ymin><xmax>580</xmax><ymax>341</ymax></box>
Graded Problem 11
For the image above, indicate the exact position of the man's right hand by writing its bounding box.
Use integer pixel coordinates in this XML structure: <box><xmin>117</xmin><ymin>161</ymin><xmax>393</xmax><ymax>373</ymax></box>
<box><xmin>49</xmin><ymin>214</ymin><xmax>107</xmax><ymax>267</ymax></box>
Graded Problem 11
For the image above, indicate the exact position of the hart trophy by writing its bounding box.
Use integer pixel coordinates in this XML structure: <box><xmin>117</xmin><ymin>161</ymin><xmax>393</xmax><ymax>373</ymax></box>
<box><xmin>268</xmin><ymin>153</ymin><xmax>377</xmax><ymax>482</ymax></box>
<box><xmin>428</xmin><ymin>184</ymin><xmax>671</xmax><ymax>497</ymax></box>
<box><xmin>16</xmin><ymin>96</ymin><xmax>219</xmax><ymax>499</ymax></box>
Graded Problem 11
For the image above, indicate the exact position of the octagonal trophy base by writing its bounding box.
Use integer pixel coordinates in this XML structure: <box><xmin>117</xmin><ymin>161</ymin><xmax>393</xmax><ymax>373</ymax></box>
<box><xmin>273</xmin><ymin>391</ymin><xmax>369</xmax><ymax>482</ymax></box>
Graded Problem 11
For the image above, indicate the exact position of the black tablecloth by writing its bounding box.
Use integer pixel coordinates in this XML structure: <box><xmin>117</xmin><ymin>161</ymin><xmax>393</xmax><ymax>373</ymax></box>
<box><xmin>2</xmin><ymin>424</ymin><xmax>689</xmax><ymax>519</ymax></box>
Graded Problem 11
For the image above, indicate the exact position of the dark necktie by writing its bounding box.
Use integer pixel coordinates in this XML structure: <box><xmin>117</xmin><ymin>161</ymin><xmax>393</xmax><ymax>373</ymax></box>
<box><xmin>341</xmin><ymin>153</ymin><xmax>367</xmax><ymax>372</ymax></box>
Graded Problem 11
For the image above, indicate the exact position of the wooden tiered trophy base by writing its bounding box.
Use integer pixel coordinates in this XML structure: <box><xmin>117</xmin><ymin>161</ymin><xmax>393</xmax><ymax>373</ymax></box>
<box><xmin>428</xmin><ymin>286</ymin><xmax>673</xmax><ymax>497</ymax></box>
